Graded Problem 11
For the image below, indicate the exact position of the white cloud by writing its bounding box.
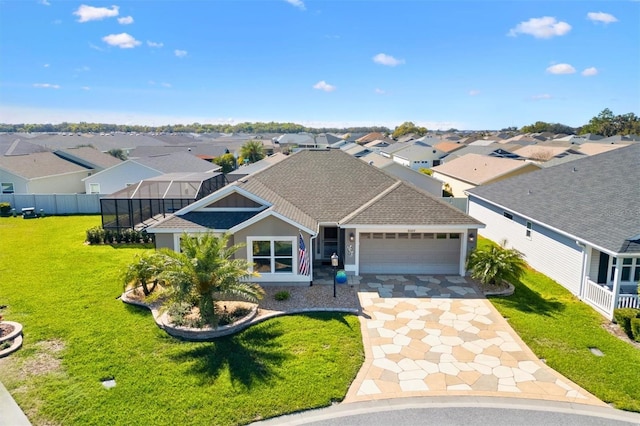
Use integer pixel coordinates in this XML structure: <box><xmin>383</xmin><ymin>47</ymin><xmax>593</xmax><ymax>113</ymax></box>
<box><xmin>73</xmin><ymin>5</ymin><xmax>119</xmax><ymax>23</ymax></box>
<box><xmin>373</xmin><ymin>53</ymin><xmax>405</xmax><ymax>67</ymax></box>
<box><xmin>546</xmin><ymin>63</ymin><xmax>576</xmax><ymax>74</ymax></box>
<box><xmin>174</xmin><ymin>49</ymin><xmax>187</xmax><ymax>57</ymax></box>
<box><xmin>38</xmin><ymin>0</ymin><xmax>51</xmax><ymax>6</ymax></box>
<box><xmin>118</xmin><ymin>16</ymin><xmax>134</xmax><ymax>25</ymax></box>
<box><xmin>508</xmin><ymin>16</ymin><xmax>571</xmax><ymax>38</ymax></box>
<box><xmin>89</xmin><ymin>42</ymin><xmax>104</xmax><ymax>51</ymax></box>
<box><xmin>374</xmin><ymin>88</ymin><xmax>385</xmax><ymax>95</ymax></box>
<box><xmin>582</xmin><ymin>67</ymin><xmax>598</xmax><ymax>76</ymax></box>
<box><xmin>33</xmin><ymin>83</ymin><xmax>60</xmax><ymax>89</ymax></box>
<box><xmin>75</xmin><ymin>65</ymin><xmax>90</xmax><ymax>72</ymax></box>
<box><xmin>147</xmin><ymin>40</ymin><xmax>163</xmax><ymax>48</ymax></box>
<box><xmin>587</xmin><ymin>12</ymin><xmax>618</xmax><ymax>24</ymax></box>
<box><xmin>285</xmin><ymin>0</ymin><xmax>305</xmax><ymax>10</ymax></box>
<box><xmin>532</xmin><ymin>94</ymin><xmax>552</xmax><ymax>100</ymax></box>
<box><xmin>102</xmin><ymin>33</ymin><xmax>141</xmax><ymax>49</ymax></box>
<box><xmin>313</xmin><ymin>80</ymin><xmax>336</xmax><ymax>92</ymax></box>
<box><xmin>161</xmin><ymin>82</ymin><xmax>172</xmax><ymax>88</ymax></box>
<box><xmin>82</xmin><ymin>86</ymin><xmax>91</xmax><ymax>91</ymax></box>
<box><xmin>469</xmin><ymin>90</ymin><xmax>481</xmax><ymax>96</ymax></box>
<box><xmin>44</xmin><ymin>63</ymin><xmax>50</xmax><ymax>68</ymax></box>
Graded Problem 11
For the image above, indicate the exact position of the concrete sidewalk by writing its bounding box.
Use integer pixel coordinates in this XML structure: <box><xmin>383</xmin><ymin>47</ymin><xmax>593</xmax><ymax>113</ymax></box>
<box><xmin>0</xmin><ymin>380</ymin><xmax>30</xmax><ymax>426</ymax></box>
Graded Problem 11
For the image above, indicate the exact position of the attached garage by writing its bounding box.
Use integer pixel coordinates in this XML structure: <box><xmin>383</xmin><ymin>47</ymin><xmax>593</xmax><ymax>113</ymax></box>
<box><xmin>358</xmin><ymin>232</ymin><xmax>461</xmax><ymax>274</ymax></box>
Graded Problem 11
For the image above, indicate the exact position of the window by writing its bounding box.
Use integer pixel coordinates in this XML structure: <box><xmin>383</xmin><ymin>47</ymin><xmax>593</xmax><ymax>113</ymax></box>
<box><xmin>525</xmin><ymin>221</ymin><xmax>532</xmax><ymax>238</ymax></box>
<box><xmin>503</xmin><ymin>212</ymin><xmax>513</xmax><ymax>220</ymax></box>
<box><xmin>89</xmin><ymin>183</ymin><xmax>101</xmax><ymax>194</ymax></box>
<box><xmin>436</xmin><ymin>233</ymin><xmax>447</xmax><ymax>239</ymax></box>
<box><xmin>621</xmin><ymin>258</ymin><xmax>633</xmax><ymax>281</ymax></box>
<box><xmin>250</xmin><ymin>238</ymin><xmax>294</xmax><ymax>274</ymax></box>
<box><xmin>423</xmin><ymin>233</ymin><xmax>434</xmax><ymax>239</ymax></box>
<box><xmin>449</xmin><ymin>233</ymin><xmax>460</xmax><ymax>239</ymax></box>
<box><xmin>1</xmin><ymin>182</ymin><xmax>14</xmax><ymax>194</ymax></box>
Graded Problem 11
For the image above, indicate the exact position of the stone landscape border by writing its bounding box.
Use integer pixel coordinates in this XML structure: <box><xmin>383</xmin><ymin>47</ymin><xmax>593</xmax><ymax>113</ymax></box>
<box><xmin>0</xmin><ymin>321</ymin><xmax>23</xmax><ymax>358</ymax></box>
<box><xmin>121</xmin><ymin>288</ymin><xmax>360</xmax><ymax>341</ymax></box>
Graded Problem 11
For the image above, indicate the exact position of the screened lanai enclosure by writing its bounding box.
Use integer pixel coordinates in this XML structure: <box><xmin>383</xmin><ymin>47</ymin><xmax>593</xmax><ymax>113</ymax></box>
<box><xmin>101</xmin><ymin>172</ymin><xmax>226</xmax><ymax>230</ymax></box>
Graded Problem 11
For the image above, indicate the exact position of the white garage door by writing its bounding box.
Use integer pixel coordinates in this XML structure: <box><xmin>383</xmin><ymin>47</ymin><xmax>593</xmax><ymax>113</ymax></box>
<box><xmin>359</xmin><ymin>232</ymin><xmax>460</xmax><ymax>274</ymax></box>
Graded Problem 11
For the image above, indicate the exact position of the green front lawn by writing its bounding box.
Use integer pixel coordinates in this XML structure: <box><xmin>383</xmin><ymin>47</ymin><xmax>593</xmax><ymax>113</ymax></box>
<box><xmin>480</xmin><ymin>239</ymin><xmax>640</xmax><ymax>412</ymax></box>
<box><xmin>0</xmin><ymin>216</ymin><xmax>363</xmax><ymax>425</ymax></box>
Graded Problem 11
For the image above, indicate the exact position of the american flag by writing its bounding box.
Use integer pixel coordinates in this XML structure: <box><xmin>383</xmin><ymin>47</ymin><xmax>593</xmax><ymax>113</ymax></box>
<box><xmin>298</xmin><ymin>232</ymin><xmax>310</xmax><ymax>275</ymax></box>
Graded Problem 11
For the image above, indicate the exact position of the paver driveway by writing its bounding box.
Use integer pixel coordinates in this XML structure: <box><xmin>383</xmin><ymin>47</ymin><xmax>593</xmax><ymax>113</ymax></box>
<box><xmin>344</xmin><ymin>275</ymin><xmax>605</xmax><ymax>406</ymax></box>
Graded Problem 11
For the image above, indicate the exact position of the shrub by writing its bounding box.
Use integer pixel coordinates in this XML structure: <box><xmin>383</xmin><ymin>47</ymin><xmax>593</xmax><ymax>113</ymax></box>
<box><xmin>612</xmin><ymin>308</ymin><xmax>640</xmax><ymax>338</ymax></box>
<box><xmin>167</xmin><ymin>302</ymin><xmax>203</xmax><ymax>328</ymax></box>
<box><xmin>218</xmin><ymin>306</ymin><xmax>252</xmax><ymax>326</ymax></box>
<box><xmin>86</xmin><ymin>227</ymin><xmax>104</xmax><ymax>244</ymax></box>
<box><xmin>0</xmin><ymin>202</ymin><xmax>11</xmax><ymax>216</ymax></box>
<box><xmin>274</xmin><ymin>290</ymin><xmax>290</xmax><ymax>301</ymax></box>
<box><xmin>631</xmin><ymin>318</ymin><xmax>640</xmax><ymax>342</ymax></box>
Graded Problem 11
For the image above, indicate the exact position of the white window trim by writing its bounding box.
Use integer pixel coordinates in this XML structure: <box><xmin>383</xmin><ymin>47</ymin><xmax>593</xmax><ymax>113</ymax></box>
<box><xmin>1</xmin><ymin>182</ymin><xmax>14</xmax><ymax>194</ymax></box>
<box><xmin>247</xmin><ymin>236</ymin><xmax>297</xmax><ymax>275</ymax></box>
<box><xmin>89</xmin><ymin>183</ymin><xmax>101</xmax><ymax>194</ymax></box>
<box><xmin>525</xmin><ymin>221</ymin><xmax>532</xmax><ymax>239</ymax></box>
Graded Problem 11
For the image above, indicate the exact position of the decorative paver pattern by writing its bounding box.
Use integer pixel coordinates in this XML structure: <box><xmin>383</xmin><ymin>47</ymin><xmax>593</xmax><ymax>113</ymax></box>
<box><xmin>345</xmin><ymin>275</ymin><xmax>605</xmax><ymax>406</ymax></box>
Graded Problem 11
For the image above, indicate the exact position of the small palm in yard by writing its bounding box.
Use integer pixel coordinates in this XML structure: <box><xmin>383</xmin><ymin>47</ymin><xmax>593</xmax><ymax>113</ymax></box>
<box><xmin>160</xmin><ymin>232</ymin><xmax>264</xmax><ymax>325</ymax></box>
<box><xmin>123</xmin><ymin>252</ymin><xmax>165</xmax><ymax>296</ymax></box>
<box><xmin>466</xmin><ymin>240</ymin><xmax>526</xmax><ymax>287</ymax></box>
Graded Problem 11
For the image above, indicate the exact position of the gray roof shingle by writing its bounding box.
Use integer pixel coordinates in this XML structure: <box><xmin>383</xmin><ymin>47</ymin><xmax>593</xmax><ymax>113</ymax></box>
<box><xmin>467</xmin><ymin>144</ymin><xmax>640</xmax><ymax>254</ymax></box>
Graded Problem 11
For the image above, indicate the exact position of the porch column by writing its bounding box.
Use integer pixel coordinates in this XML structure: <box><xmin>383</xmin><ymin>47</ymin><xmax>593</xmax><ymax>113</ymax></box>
<box><xmin>610</xmin><ymin>257</ymin><xmax>622</xmax><ymax>316</ymax></box>
<box><xmin>459</xmin><ymin>230</ymin><xmax>469</xmax><ymax>276</ymax></box>
<box><xmin>578</xmin><ymin>245</ymin><xmax>592</xmax><ymax>299</ymax></box>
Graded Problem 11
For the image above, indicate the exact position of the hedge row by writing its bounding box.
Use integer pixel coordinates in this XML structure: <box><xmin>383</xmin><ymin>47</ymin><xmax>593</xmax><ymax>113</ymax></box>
<box><xmin>613</xmin><ymin>308</ymin><xmax>640</xmax><ymax>342</ymax></box>
<box><xmin>86</xmin><ymin>226</ymin><xmax>154</xmax><ymax>245</ymax></box>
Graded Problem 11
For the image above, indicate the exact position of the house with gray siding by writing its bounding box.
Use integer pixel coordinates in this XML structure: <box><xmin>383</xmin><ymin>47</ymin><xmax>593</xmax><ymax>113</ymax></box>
<box><xmin>147</xmin><ymin>149</ymin><xmax>483</xmax><ymax>285</ymax></box>
<box><xmin>466</xmin><ymin>144</ymin><xmax>640</xmax><ymax>319</ymax></box>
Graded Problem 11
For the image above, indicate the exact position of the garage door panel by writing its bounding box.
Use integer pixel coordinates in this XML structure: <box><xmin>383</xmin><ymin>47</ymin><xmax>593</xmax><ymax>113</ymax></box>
<box><xmin>359</xmin><ymin>234</ymin><xmax>460</xmax><ymax>274</ymax></box>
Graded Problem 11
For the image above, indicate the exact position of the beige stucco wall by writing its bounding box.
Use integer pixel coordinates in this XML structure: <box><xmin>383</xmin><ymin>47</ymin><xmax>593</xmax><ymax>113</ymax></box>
<box><xmin>28</xmin><ymin>171</ymin><xmax>90</xmax><ymax>194</ymax></box>
<box><xmin>431</xmin><ymin>172</ymin><xmax>474</xmax><ymax>198</ymax></box>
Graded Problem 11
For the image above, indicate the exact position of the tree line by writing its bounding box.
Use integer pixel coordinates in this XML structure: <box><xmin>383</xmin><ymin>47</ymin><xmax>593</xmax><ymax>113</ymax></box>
<box><xmin>0</xmin><ymin>121</ymin><xmax>391</xmax><ymax>135</ymax></box>
<box><xmin>519</xmin><ymin>109</ymin><xmax>640</xmax><ymax>137</ymax></box>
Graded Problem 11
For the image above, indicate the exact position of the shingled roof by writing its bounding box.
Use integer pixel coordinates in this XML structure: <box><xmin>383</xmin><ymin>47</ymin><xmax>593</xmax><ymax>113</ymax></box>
<box><xmin>467</xmin><ymin>144</ymin><xmax>640</xmax><ymax>254</ymax></box>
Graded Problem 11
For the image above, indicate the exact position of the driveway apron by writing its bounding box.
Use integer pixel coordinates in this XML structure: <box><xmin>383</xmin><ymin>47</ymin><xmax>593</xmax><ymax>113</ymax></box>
<box><xmin>344</xmin><ymin>275</ymin><xmax>605</xmax><ymax>406</ymax></box>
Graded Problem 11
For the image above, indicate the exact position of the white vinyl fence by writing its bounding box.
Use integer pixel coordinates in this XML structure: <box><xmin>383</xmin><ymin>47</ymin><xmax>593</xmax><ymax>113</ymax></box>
<box><xmin>0</xmin><ymin>194</ymin><xmax>101</xmax><ymax>215</ymax></box>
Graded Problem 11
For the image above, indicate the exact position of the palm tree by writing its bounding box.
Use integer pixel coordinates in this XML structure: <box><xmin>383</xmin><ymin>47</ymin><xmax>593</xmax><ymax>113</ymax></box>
<box><xmin>240</xmin><ymin>140</ymin><xmax>265</xmax><ymax>164</ymax></box>
<box><xmin>123</xmin><ymin>252</ymin><xmax>165</xmax><ymax>296</ymax></box>
<box><xmin>466</xmin><ymin>240</ymin><xmax>526</xmax><ymax>287</ymax></box>
<box><xmin>159</xmin><ymin>232</ymin><xmax>263</xmax><ymax>325</ymax></box>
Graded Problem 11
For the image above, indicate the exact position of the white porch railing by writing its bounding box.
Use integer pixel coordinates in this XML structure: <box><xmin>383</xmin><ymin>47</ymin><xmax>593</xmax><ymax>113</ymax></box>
<box><xmin>618</xmin><ymin>294</ymin><xmax>640</xmax><ymax>309</ymax></box>
<box><xmin>584</xmin><ymin>279</ymin><xmax>613</xmax><ymax>315</ymax></box>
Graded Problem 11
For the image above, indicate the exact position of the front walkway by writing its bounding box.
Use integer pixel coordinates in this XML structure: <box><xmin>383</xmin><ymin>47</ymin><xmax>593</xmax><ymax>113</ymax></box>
<box><xmin>344</xmin><ymin>275</ymin><xmax>606</xmax><ymax>407</ymax></box>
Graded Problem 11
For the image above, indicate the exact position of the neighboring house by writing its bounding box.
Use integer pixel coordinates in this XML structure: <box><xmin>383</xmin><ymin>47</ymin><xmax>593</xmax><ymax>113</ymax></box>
<box><xmin>146</xmin><ymin>149</ymin><xmax>483</xmax><ymax>284</ymax></box>
<box><xmin>358</xmin><ymin>152</ymin><xmax>443</xmax><ymax>197</ymax></box>
<box><xmin>226</xmin><ymin>153</ymin><xmax>288</xmax><ymax>182</ymax></box>
<box><xmin>54</xmin><ymin>146</ymin><xmax>123</xmax><ymax>170</ymax></box>
<box><xmin>513</xmin><ymin>145</ymin><xmax>571</xmax><ymax>162</ymax></box>
<box><xmin>466</xmin><ymin>144</ymin><xmax>640</xmax><ymax>319</ymax></box>
<box><xmin>578</xmin><ymin>142</ymin><xmax>631</xmax><ymax>156</ymax></box>
<box><xmin>83</xmin><ymin>151</ymin><xmax>220</xmax><ymax>195</ymax></box>
<box><xmin>431</xmin><ymin>154</ymin><xmax>540</xmax><ymax>197</ymax></box>
<box><xmin>356</xmin><ymin>132</ymin><xmax>388</xmax><ymax>144</ymax></box>
<box><xmin>0</xmin><ymin>152</ymin><xmax>93</xmax><ymax>194</ymax></box>
<box><xmin>380</xmin><ymin>140</ymin><xmax>447</xmax><ymax>169</ymax></box>
<box><xmin>276</xmin><ymin>133</ymin><xmax>315</xmax><ymax>147</ymax></box>
<box><xmin>0</xmin><ymin>136</ymin><xmax>49</xmax><ymax>156</ymax></box>
<box><xmin>128</xmin><ymin>145</ymin><xmax>228</xmax><ymax>162</ymax></box>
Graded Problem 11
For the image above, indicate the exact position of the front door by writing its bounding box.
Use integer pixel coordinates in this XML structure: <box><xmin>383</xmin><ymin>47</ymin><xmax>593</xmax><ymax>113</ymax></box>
<box><xmin>322</xmin><ymin>227</ymin><xmax>338</xmax><ymax>259</ymax></box>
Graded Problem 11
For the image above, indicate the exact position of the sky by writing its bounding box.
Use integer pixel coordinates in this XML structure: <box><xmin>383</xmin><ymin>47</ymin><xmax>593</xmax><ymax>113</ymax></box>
<box><xmin>0</xmin><ymin>0</ymin><xmax>638</xmax><ymax>130</ymax></box>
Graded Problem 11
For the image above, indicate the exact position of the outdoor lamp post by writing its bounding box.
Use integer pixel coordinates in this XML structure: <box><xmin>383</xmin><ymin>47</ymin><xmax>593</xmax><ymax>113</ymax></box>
<box><xmin>331</xmin><ymin>252</ymin><xmax>339</xmax><ymax>298</ymax></box>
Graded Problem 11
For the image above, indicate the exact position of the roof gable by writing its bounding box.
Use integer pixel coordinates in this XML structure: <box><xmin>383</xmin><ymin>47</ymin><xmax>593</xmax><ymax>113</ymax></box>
<box><xmin>0</xmin><ymin>152</ymin><xmax>88</xmax><ymax>179</ymax></box>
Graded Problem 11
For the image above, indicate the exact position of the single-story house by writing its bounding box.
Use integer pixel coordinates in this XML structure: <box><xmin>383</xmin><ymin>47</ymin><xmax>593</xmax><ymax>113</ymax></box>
<box><xmin>0</xmin><ymin>151</ymin><xmax>93</xmax><ymax>194</ymax></box>
<box><xmin>466</xmin><ymin>144</ymin><xmax>640</xmax><ymax>319</ymax></box>
<box><xmin>83</xmin><ymin>151</ymin><xmax>220</xmax><ymax>195</ymax></box>
<box><xmin>431</xmin><ymin>153</ymin><xmax>540</xmax><ymax>197</ymax></box>
<box><xmin>147</xmin><ymin>149</ymin><xmax>484</xmax><ymax>285</ymax></box>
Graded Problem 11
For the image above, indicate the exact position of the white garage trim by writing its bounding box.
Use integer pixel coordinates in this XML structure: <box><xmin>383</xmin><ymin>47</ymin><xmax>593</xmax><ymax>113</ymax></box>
<box><xmin>358</xmin><ymin>231</ymin><xmax>461</xmax><ymax>275</ymax></box>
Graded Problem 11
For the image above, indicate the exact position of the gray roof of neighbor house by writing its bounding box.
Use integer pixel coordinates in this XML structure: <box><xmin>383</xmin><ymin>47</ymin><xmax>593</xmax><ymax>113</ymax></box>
<box><xmin>0</xmin><ymin>136</ymin><xmax>50</xmax><ymax>156</ymax></box>
<box><xmin>467</xmin><ymin>144</ymin><xmax>640</xmax><ymax>254</ymax></box>
<box><xmin>133</xmin><ymin>152</ymin><xmax>220</xmax><ymax>173</ymax></box>
<box><xmin>0</xmin><ymin>151</ymin><xmax>89</xmax><ymax>179</ymax></box>
<box><xmin>54</xmin><ymin>146</ymin><xmax>123</xmax><ymax>169</ymax></box>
